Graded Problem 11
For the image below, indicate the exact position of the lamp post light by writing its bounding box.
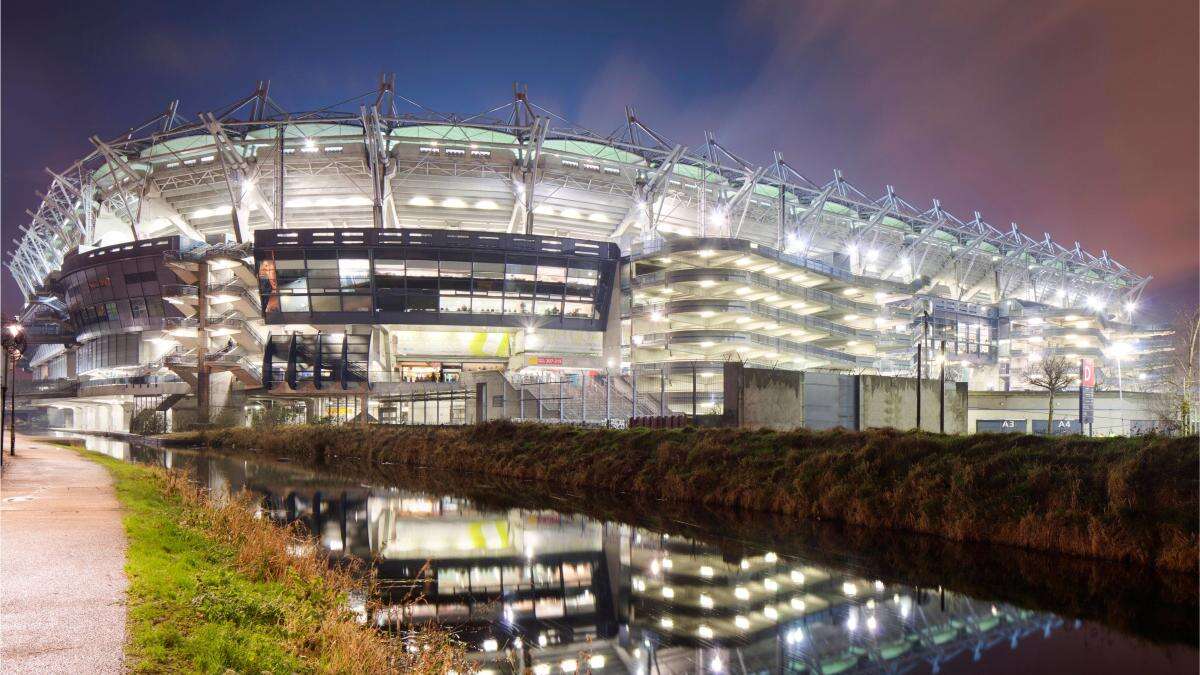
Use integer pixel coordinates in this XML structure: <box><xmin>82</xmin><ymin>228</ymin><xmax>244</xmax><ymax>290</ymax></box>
<box><xmin>2</xmin><ymin>322</ymin><xmax>28</xmax><ymax>460</ymax></box>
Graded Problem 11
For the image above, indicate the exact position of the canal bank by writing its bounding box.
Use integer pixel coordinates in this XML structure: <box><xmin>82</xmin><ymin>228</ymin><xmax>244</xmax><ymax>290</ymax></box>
<box><xmin>176</xmin><ymin>422</ymin><xmax>1199</xmax><ymax>573</ymax></box>
<box><xmin>35</xmin><ymin>437</ymin><xmax>469</xmax><ymax>674</ymax></box>
<box><xmin>63</xmin><ymin>431</ymin><xmax>1200</xmax><ymax>672</ymax></box>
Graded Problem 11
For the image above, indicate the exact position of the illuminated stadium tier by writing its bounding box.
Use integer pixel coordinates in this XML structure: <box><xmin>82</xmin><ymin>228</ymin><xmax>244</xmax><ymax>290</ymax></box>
<box><xmin>8</xmin><ymin>81</ymin><xmax>1171</xmax><ymax>430</ymax></box>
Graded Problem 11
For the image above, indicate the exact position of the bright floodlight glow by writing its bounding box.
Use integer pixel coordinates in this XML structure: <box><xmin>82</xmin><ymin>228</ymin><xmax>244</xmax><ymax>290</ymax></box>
<box><xmin>1086</xmin><ymin>296</ymin><xmax>1103</xmax><ymax>310</ymax></box>
<box><xmin>302</xmin><ymin>138</ymin><xmax>316</xmax><ymax>151</ymax></box>
<box><xmin>865</xmin><ymin>248</ymin><xmax>879</xmax><ymax>261</ymax></box>
<box><xmin>709</xmin><ymin>207</ymin><xmax>728</xmax><ymax>228</ymax></box>
<box><xmin>1124</xmin><ymin>301</ymin><xmax>1136</xmax><ymax>313</ymax></box>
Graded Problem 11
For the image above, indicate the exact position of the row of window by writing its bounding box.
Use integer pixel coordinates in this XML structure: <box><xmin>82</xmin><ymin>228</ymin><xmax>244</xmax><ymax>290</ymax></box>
<box><xmin>64</xmin><ymin>258</ymin><xmax>170</xmax><ymax>310</ymax></box>
<box><xmin>72</xmin><ymin>297</ymin><xmax>168</xmax><ymax>330</ymax></box>
<box><xmin>267</xmin><ymin>292</ymin><xmax>597</xmax><ymax>319</ymax></box>
<box><xmin>259</xmin><ymin>253</ymin><xmax>609</xmax><ymax>320</ymax></box>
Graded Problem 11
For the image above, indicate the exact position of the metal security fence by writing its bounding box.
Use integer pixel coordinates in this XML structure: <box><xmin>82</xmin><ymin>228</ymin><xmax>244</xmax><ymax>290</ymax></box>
<box><xmin>504</xmin><ymin>363</ymin><xmax>725</xmax><ymax>426</ymax></box>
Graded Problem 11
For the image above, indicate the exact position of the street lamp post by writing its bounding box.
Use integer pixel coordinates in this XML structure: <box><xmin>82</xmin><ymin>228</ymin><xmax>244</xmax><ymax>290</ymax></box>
<box><xmin>2</xmin><ymin>322</ymin><xmax>28</xmax><ymax>459</ymax></box>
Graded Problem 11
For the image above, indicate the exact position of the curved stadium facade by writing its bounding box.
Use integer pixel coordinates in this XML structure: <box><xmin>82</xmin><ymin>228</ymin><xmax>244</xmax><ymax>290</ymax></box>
<box><xmin>9</xmin><ymin>83</ymin><xmax>1170</xmax><ymax>431</ymax></box>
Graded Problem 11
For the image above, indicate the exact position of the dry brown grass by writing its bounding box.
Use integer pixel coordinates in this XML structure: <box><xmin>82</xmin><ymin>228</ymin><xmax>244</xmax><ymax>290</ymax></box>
<box><xmin>181</xmin><ymin>422</ymin><xmax>1200</xmax><ymax>573</ymax></box>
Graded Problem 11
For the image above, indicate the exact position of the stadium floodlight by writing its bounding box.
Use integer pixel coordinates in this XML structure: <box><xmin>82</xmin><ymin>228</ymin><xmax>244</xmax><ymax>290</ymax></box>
<box><xmin>708</xmin><ymin>207</ymin><xmax>727</xmax><ymax>228</ymax></box>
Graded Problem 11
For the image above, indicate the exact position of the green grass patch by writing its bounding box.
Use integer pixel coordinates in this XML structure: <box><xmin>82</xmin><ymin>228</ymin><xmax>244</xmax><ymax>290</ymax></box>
<box><xmin>66</xmin><ymin>443</ymin><xmax>469</xmax><ymax>674</ymax></box>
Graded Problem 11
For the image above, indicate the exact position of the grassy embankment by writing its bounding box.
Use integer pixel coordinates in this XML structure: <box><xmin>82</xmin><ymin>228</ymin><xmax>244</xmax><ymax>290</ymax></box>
<box><xmin>175</xmin><ymin>423</ymin><xmax>1199</xmax><ymax>573</ymax></box>
<box><xmin>59</xmin><ymin>441</ymin><xmax>469</xmax><ymax>674</ymax></box>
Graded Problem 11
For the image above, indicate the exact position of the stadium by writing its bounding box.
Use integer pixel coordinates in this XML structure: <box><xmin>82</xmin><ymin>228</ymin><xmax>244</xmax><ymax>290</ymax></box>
<box><xmin>7</xmin><ymin>79</ymin><xmax>1172</xmax><ymax>433</ymax></box>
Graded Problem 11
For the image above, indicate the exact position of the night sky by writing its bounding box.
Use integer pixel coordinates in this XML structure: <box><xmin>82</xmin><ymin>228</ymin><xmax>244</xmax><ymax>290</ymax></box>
<box><xmin>2</xmin><ymin>0</ymin><xmax>1196</xmax><ymax>321</ymax></box>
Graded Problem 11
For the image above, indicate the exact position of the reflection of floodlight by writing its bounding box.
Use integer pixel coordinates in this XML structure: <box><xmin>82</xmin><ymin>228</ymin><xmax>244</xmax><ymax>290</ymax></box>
<box><xmin>1124</xmin><ymin>301</ymin><xmax>1136</xmax><ymax>314</ymax></box>
<box><xmin>865</xmin><ymin>249</ymin><xmax>879</xmax><ymax>262</ymax></box>
<box><xmin>5</xmin><ymin>325</ymin><xmax>21</xmax><ymax>337</ymax></box>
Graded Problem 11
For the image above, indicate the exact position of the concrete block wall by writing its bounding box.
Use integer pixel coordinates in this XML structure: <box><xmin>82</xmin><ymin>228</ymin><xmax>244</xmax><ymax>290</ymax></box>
<box><xmin>722</xmin><ymin>363</ymin><xmax>805</xmax><ymax>430</ymax></box>
<box><xmin>723</xmin><ymin>365</ymin><xmax>968</xmax><ymax>433</ymax></box>
<box><xmin>858</xmin><ymin>375</ymin><xmax>968</xmax><ymax>433</ymax></box>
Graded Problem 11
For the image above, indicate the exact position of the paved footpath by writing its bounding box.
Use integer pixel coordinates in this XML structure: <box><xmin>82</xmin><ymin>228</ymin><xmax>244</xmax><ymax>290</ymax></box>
<box><xmin>0</xmin><ymin>434</ymin><xmax>127</xmax><ymax>674</ymax></box>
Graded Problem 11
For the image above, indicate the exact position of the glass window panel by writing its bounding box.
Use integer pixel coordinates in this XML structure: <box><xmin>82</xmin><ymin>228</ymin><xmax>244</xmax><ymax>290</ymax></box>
<box><xmin>407</xmin><ymin>260</ymin><xmax>439</xmax><ymax>277</ymax></box>
<box><xmin>473</xmin><ymin>278</ymin><xmax>503</xmax><ymax>295</ymax></box>
<box><xmin>537</xmin><ymin>265</ymin><xmax>566</xmax><ymax>283</ymax></box>
<box><xmin>506</xmin><ymin>264</ymin><xmax>536</xmax><ymax>282</ymax></box>
<box><xmin>342</xmin><ymin>295</ymin><xmax>371</xmax><ymax>312</ymax></box>
<box><xmin>281</xmin><ymin>295</ymin><xmax>310</xmax><ymax>312</ymax></box>
<box><xmin>473</xmin><ymin>261</ymin><xmax>505</xmax><ymax>278</ymax></box>
<box><xmin>568</xmin><ymin>270</ymin><xmax>598</xmax><ymax>289</ymax></box>
<box><xmin>377</xmin><ymin>293</ymin><xmax>405</xmax><ymax>312</ymax></box>
<box><xmin>504</xmin><ymin>298</ymin><xmax>532</xmax><ymax>314</ymax></box>
<box><xmin>311</xmin><ymin>295</ymin><xmax>340</xmax><ymax>312</ymax></box>
<box><xmin>440</xmin><ymin>260</ymin><xmax>471</xmax><ymax>278</ymax></box>
<box><xmin>375</xmin><ymin>260</ymin><xmax>406</xmax><ymax>276</ymax></box>
<box><xmin>536</xmin><ymin>299</ymin><xmax>562</xmax><ymax>316</ymax></box>
<box><xmin>440</xmin><ymin>295</ymin><xmax>471</xmax><ymax>313</ymax></box>
<box><xmin>408</xmin><ymin>295</ymin><xmax>437</xmax><ymax>312</ymax></box>
<box><xmin>473</xmin><ymin>297</ymin><xmax>503</xmax><ymax>314</ymax></box>
<box><xmin>564</xmin><ymin>302</ymin><xmax>593</xmax><ymax>319</ymax></box>
<box><xmin>339</xmin><ymin>259</ymin><xmax>369</xmax><ymax>289</ymax></box>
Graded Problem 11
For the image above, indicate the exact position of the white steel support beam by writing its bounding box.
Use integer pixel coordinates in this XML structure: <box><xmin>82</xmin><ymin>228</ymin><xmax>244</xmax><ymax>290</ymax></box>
<box><xmin>361</xmin><ymin>104</ymin><xmax>391</xmax><ymax>228</ymax></box>
<box><xmin>727</xmin><ymin>166</ymin><xmax>767</xmax><ymax>239</ymax></box>
<box><xmin>784</xmin><ymin>184</ymin><xmax>836</xmax><ymax>255</ymax></box>
<box><xmin>201</xmin><ymin>113</ymin><xmax>253</xmax><ymax>243</ymax></box>
<box><xmin>88</xmin><ymin>136</ymin><xmax>143</xmax><ymax>240</ymax></box>
<box><xmin>847</xmin><ymin>185</ymin><xmax>899</xmax><ymax>254</ymax></box>
<box><xmin>517</xmin><ymin>116</ymin><xmax>548</xmax><ymax>235</ymax></box>
<box><xmin>616</xmin><ymin>144</ymin><xmax>685</xmax><ymax>239</ymax></box>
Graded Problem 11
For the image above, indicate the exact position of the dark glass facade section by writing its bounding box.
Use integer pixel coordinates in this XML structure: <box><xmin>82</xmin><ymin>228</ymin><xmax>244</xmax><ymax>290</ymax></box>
<box><xmin>255</xmin><ymin>229</ymin><xmax>618</xmax><ymax>330</ymax></box>
<box><xmin>60</xmin><ymin>236</ymin><xmax>182</xmax><ymax>339</ymax></box>
<box><xmin>76</xmin><ymin>333</ymin><xmax>141</xmax><ymax>373</ymax></box>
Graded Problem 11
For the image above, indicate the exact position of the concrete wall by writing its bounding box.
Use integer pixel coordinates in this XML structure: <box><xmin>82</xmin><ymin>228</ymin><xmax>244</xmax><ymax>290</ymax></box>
<box><xmin>802</xmin><ymin>371</ymin><xmax>859</xmax><ymax>430</ymax></box>
<box><xmin>723</xmin><ymin>367</ymin><xmax>969</xmax><ymax>433</ymax></box>
<box><xmin>969</xmin><ymin>389</ymin><xmax>1171</xmax><ymax>436</ymax></box>
<box><xmin>49</xmin><ymin>402</ymin><xmax>130</xmax><ymax>432</ymax></box>
<box><xmin>463</xmin><ymin>371</ymin><xmax>524</xmax><ymax>423</ymax></box>
<box><xmin>722</xmin><ymin>363</ymin><xmax>805</xmax><ymax>430</ymax></box>
<box><xmin>858</xmin><ymin>375</ymin><xmax>968</xmax><ymax>434</ymax></box>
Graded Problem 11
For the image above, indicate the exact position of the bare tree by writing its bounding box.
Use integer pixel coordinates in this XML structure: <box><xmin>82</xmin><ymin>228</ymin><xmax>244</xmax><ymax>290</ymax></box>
<box><xmin>1026</xmin><ymin>355</ymin><xmax>1077</xmax><ymax>430</ymax></box>
<box><xmin>1160</xmin><ymin>307</ymin><xmax>1200</xmax><ymax>432</ymax></box>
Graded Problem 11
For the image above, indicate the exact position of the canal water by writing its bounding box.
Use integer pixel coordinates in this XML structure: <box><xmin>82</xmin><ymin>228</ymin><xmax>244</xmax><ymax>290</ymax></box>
<box><xmin>63</xmin><ymin>433</ymin><xmax>1197</xmax><ymax>674</ymax></box>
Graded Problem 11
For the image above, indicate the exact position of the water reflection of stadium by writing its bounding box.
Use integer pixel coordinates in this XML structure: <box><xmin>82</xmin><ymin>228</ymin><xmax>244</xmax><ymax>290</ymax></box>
<box><xmin>159</xmin><ymin>447</ymin><xmax>1066</xmax><ymax>674</ymax></box>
